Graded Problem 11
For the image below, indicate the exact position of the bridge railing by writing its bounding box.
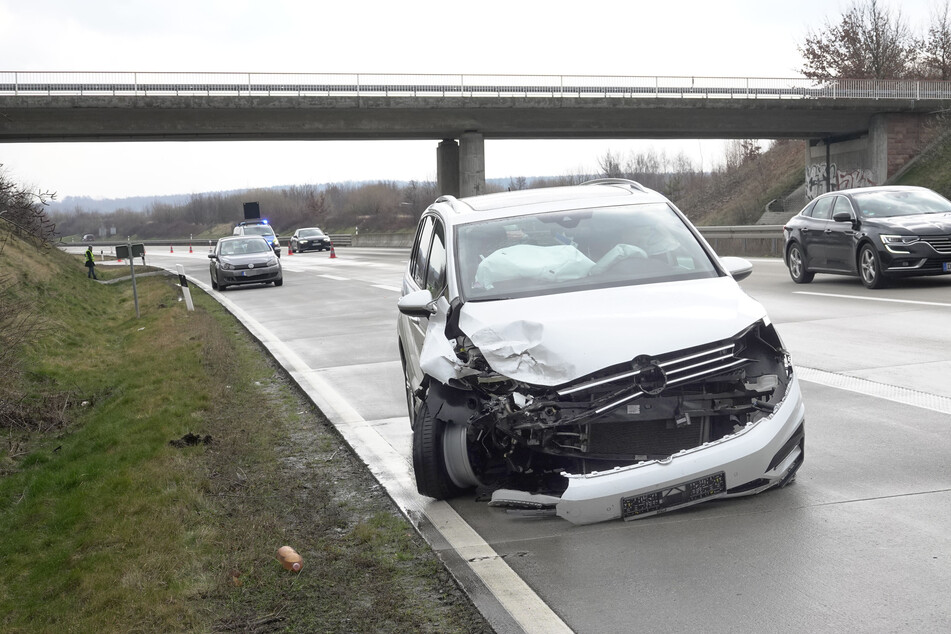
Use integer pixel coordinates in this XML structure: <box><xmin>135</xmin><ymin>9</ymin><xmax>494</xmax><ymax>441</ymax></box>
<box><xmin>4</xmin><ymin>71</ymin><xmax>951</xmax><ymax>100</ymax></box>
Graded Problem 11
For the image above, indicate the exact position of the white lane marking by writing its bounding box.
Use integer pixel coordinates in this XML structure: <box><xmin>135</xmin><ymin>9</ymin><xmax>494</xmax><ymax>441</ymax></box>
<box><xmin>794</xmin><ymin>291</ymin><xmax>951</xmax><ymax>308</ymax></box>
<box><xmin>319</xmin><ymin>274</ymin><xmax>349</xmax><ymax>281</ymax></box>
<box><xmin>373</xmin><ymin>284</ymin><xmax>401</xmax><ymax>292</ymax></box>
<box><xmin>186</xmin><ymin>273</ymin><xmax>571</xmax><ymax>634</ymax></box>
<box><xmin>798</xmin><ymin>366</ymin><xmax>951</xmax><ymax>414</ymax></box>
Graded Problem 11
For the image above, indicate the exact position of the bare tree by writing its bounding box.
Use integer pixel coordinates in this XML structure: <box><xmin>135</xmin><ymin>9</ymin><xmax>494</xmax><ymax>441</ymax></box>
<box><xmin>597</xmin><ymin>150</ymin><xmax>624</xmax><ymax>178</ymax></box>
<box><xmin>798</xmin><ymin>0</ymin><xmax>918</xmax><ymax>79</ymax></box>
<box><xmin>921</xmin><ymin>0</ymin><xmax>951</xmax><ymax>79</ymax></box>
<box><xmin>506</xmin><ymin>176</ymin><xmax>528</xmax><ymax>191</ymax></box>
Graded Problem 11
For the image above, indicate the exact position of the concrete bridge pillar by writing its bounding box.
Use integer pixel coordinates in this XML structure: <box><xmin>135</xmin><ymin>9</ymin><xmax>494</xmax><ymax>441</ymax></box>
<box><xmin>437</xmin><ymin>139</ymin><xmax>460</xmax><ymax>197</ymax></box>
<box><xmin>805</xmin><ymin>112</ymin><xmax>939</xmax><ymax>199</ymax></box>
<box><xmin>460</xmin><ymin>131</ymin><xmax>486</xmax><ymax>197</ymax></box>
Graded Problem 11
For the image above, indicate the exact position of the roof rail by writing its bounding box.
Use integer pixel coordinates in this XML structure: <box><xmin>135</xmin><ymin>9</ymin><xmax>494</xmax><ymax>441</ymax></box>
<box><xmin>581</xmin><ymin>178</ymin><xmax>648</xmax><ymax>192</ymax></box>
<box><xmin>433</xmin><ymin>194</ymin><xmax>471</xmax><ymax>214</ymax></box>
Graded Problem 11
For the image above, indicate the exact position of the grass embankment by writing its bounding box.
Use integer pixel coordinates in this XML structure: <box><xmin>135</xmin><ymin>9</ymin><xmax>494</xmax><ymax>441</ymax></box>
<box><xmin>0</xmin><ymin>235</ymin><xmax>489</xmax><ymax>633</ymax></box>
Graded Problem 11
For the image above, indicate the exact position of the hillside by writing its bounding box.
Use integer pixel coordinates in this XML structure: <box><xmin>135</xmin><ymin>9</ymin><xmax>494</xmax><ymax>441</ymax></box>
<box><xmin>675</xmin><ymin>139</ymin><xmax>806</xmax><ymax>226</ymax></box>
<box><xmin>892</xmin><ymin>128</ymin><xmax>951</xmax><ymax>195</ymax></box>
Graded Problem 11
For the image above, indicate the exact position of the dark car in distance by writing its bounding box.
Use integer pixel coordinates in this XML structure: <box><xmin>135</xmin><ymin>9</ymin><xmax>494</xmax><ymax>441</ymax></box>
<box><xmin>783</xmin><ymin>185</ymin><xmax>951</xmax><ymax>288</ymax></box>
<box><xmin>290</xmin><ymin>227</ymin><xmax>332</xmax><ymax>252</ymax></box>
<box><xmin>209</xmin><ymin>236</ymin><xmax>283</xmax><ymax>290</ymax></box>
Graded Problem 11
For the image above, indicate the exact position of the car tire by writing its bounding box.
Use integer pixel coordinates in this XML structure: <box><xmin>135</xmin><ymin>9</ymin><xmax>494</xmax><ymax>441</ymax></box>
<box><xmin>211</xmin><ymin>276</ymin><xmax>219</xmax><ymax>290</ymax></box>
<box><xmin>786</xmin><ymin>243</ymin><xmax>814</xmax><ymax>284</ymax></box>
<box><xmin>859</xmin><ymin>244</ymin><xmax>887</xmax><ymax>289</ymax></box>
<box><xmin>412</xmin><ymin>401</ymin><xmax>472</xmax><ymax>500</ymax></box>
<box><xmin>274</xmin><ymin>277</ymin><xmax>283</xmax><ymax>287</ymax></box>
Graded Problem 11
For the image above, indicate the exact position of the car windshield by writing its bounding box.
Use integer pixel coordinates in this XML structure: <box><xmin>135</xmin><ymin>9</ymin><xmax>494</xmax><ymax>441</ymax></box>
<box><xmin>455</xmin><ymin>203</ymin><xmax>719</xmax><ymax>301</ymax></box>
<box><xmin>220</xmin><ymin>239</ymin><xmax>271</xmax><ymax>255</ymax></box>
<box><xmin>242</xmin><ymin>225</ymin><xmax>274</xmax><ymax>236</ymax></box>
<box><xmin>299</xmin><ymin>228</ymin><xmax>325</xmax><ymax>237</ymax></box>
<box><xmin>852</xmin><ymin>189</ymin><xmax>951</xmax><ymax>218</ymax></box>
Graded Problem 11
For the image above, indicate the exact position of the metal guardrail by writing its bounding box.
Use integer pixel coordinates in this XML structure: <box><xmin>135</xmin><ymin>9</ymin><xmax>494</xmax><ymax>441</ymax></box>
<box><xmin>5</xmin><ymin>72</ymin><xmax>951</xmax><ymax>100</ymax></box>
<box><xmin>698</xmin><ymin>225</ymin><xmax>785</xmax><ymax>257</ymax></box>
<box><xmin>62</xmin><ymin>226</ymin><xmax>786</xmax><ymax>257</ymax></box>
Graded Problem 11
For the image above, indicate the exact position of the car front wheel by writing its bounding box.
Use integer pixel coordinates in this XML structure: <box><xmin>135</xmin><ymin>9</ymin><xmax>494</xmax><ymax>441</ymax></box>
<box><xmin>412</xmin><ymin>401</ymin><xmax>478</xmax><ymax>500</ymax></box>
<box><xmin>787</xmin><ymin>243</ymin><xmax>814</xmax><ymax>283</ymax></box>
<box><xmin>859</xmin><ymin>244</ymin><xmax>886</xmax><ymax>288</ymax></box>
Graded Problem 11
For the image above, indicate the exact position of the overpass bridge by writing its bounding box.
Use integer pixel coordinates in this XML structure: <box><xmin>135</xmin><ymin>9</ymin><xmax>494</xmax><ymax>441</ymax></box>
<box><xmin>2</xmin><ymin>71</ymin><xmax>950</xmax><ymax>197</ymax></box>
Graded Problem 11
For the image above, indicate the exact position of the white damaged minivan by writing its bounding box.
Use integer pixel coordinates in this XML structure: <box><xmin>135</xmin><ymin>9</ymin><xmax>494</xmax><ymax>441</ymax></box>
<box><xmin>397</xmin><ymin>179</ymin><xmax>805</xmax><ymax>525</ymax></box>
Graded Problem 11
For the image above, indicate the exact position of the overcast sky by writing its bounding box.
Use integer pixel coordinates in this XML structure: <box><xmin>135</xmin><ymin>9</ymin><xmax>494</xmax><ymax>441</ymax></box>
<box><xmin>0</xmin><ymin>0</ymin><xmax>940</xmax><ymax>202</ymax></box>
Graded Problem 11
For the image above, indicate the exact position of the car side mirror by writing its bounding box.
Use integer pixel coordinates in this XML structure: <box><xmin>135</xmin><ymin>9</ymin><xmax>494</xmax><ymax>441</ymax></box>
<box><xmin>398</xmin><ymin>289</ymin><xmax>438</xmax><ymax>317</ymax></box>
<box><xmin>720</xmin><ymin>256</ymin><xmax>753</xmax><ymax>282</ymax></box>
<box><xmin>832</xmin><ymin>210</ymin><xmax>854</xmax><ymax>223</ymax></box>
<box><xmin>208</xmin><ymin>253</ymin><xmax>217</xmax><ymax>259</ymax></box>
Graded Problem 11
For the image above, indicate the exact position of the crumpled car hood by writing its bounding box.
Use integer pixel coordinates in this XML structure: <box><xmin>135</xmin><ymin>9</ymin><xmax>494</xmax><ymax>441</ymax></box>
<box><xmin>450</xmin><ymin>277</ymin><xmax>767</xmax><ymax>386</ymax></box>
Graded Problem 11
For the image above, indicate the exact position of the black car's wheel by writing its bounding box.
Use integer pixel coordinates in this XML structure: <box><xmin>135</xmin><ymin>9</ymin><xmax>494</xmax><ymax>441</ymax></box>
<box><xmin>787</xmin><ymin>243</ymin><xmax>814</xmax><ymax>284</ymax></box>
<box><xmin>859</xmin><ymin>244</ymin><xmax>887</xmax><ymax>288</ymax></box>
<box><xmin>274</xmin><ymin>278</ymin><xmax>283</xmax><ymax>287</ymax></box>
<box><xmin>412</xmin><ymin>401</ymin><xmax>478</xmax><ymax>500</ymax></box>
<box><xmin>211</xmin><ymin>275</ymin><xmax>219</xmax><ymax>290</ymax></box>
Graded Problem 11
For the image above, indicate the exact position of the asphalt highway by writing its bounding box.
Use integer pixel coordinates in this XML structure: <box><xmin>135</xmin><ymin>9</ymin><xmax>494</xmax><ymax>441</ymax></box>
<box><xmin>90</xmin><ymin>246</ymin><xmax>951</xmax><ymax>633</ymax></box>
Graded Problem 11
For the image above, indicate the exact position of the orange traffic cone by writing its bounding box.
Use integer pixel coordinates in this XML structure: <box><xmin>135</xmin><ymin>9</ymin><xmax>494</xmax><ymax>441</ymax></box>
<box><xmin>288</xmin><ymin>242</ymin><xmax>293</xmax><ymax>255</ymax></box>
<box><xmin>170</xmin><ymin>245</ymin><xmax>174</xmax><ymax>253</ymax></box>
<box><xmin>189</xmin><ymin>244</ymin><xmax>193</xmax><ymax>253</ymax></box>
<box><xmin>329</xmin><ymin>244</ymin><xmax>336</xmax><ymax>259</ymax></box>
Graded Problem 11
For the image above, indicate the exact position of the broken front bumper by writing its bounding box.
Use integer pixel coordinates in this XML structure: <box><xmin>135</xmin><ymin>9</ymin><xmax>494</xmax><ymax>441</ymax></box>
<box><xmin>544</xmin><ymin>375</ymin><xmax>805</xmax><ymax>525</ymax></box>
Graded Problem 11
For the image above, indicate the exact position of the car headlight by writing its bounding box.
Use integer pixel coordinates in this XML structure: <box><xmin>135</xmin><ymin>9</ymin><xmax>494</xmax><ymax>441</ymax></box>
<box><xmin>267</xmin><ymin>257</ymin><xmax>277</xmax><ymax>266</ymax></box>
<box><xmin>220</xmin><ymin>262</ymin><xmax>235</xmax><ymax>270</ymax></box>
<box><xmin>880</xmin><ymin>234</ymin><xmax>919</xmax><ymax>253</ymax></box>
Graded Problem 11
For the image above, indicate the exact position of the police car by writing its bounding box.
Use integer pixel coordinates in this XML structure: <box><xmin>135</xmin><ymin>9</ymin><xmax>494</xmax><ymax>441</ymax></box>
<box><xmin>233</xmin><ymin>220</ymin><xmax>282</xmax><ymax>257</ymax></box>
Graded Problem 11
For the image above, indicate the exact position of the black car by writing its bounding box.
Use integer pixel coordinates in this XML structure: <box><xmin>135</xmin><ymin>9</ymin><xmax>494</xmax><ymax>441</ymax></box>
<box><xmin>290</xmin><ymin>227</ymin><xmax>332</xmax><ymax>252</ymax></box>
<box><xmin>783</xmin><ymin>185</ymin><xmax>951</xmax><ymax>288</ymax></box>
<box><xmin>209</xmin><ymin>236</ymin><xmax>283</xmax><ymax>290</ymax></box>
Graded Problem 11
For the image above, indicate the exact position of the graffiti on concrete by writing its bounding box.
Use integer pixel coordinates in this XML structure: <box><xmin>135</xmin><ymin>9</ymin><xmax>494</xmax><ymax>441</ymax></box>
<box><xmin>806</xmin><ymin>163</ymin><xmax>876</xmax><ymax>198</ymax></box>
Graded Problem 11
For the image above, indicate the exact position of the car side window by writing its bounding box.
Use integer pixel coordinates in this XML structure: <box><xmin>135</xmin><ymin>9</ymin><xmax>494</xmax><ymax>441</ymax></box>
<box><xmin>426</xmin><ymin>222</ymin><xmax>447</xmax><ymax>298</ymax></box>
<box><xmin>812</xmin><ymin>197</ymin><xmax>834</xmax><ymax>220</ymax></box>
<box><xmin>832</xmin><ymin>196</ymin><xmax>854</xmax><ymax>218</ymax></box>
<box><xmin>411</xmin><ymin>217</ymin><xmax>435</xmax><ymax>288</ymax></box>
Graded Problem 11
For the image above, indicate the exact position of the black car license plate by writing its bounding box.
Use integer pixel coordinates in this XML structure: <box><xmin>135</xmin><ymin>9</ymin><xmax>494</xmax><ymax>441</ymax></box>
<box><xmin>621</xmin><ymin>471</ymin><xmax>727</xmax><ymax>519</ymax></box>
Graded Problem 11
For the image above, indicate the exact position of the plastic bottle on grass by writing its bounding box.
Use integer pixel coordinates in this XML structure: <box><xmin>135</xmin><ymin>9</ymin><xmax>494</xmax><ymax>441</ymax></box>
<box><xmin>276</xmin><ymin>546</ymin><xmax>302</xmax><ymax>571</ymax></box>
